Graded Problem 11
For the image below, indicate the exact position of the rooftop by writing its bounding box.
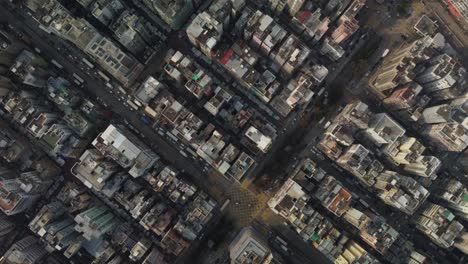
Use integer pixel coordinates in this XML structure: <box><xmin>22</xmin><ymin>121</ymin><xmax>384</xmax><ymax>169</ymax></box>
<box><xmin>134</xmin><ymin>76</ymin><xmax>163</xmax><ymax>105</ymax></box>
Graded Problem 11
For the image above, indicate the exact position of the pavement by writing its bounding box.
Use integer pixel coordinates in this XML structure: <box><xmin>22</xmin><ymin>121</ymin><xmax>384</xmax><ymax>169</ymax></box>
<box><xmin>425</xmin><ymin>0</ymin><xmax>468</xmax><ymax>66</ymax></box>
<box><xmin>4</xmin><ymin>2</ymin><xmax>464</xmax><ymax>264</ymax></box>
<box><xmin>0</xmin><ymin>6</ymin><xmax>230</xmax><ymax>201</ymax></box>
<box><xmin>1</xmin><ymin>5</ymin><xmax>280</xmax><ymax>253</ymax></box>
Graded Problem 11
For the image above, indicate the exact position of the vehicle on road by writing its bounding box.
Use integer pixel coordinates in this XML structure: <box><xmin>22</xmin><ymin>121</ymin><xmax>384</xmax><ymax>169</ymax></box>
<box><xmin>72</xmin><ymin>73</ymin><xmax>85</xmax><ymax>84</ymax></box>
<box><xmin>382</xmin><ymin>48</ymin><xmax>390</xmax><ymax>58</ymax></box>
<box><xmin>82</xmin><ymin>58</ymin><xmax>95</xmax><ymax>69</ymax></box>
<box><xmin>51</xmin><ymin>59</ymin><xmax>64</xmax><ymax>69</ymax></box>
<box><xmin>127</xmin><ymin>100</ymin><xmax>139</xmax><ymax>111</ymax></box>
<box><xmin>141</xmin><ymin>115</ymin><xmax>151</xmax><ymax>125</ymax></box>
<box><xmin>97</xmin><ymin>71</ymin><xmax>111</xmax><ymax>82</ymax></box>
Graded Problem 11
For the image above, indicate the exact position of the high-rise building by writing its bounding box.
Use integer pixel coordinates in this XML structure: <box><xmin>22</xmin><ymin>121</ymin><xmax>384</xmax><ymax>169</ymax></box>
<box><xmin>364</xmin><ymin>113</ymin><xmax>406</xmax><ymax>145</ymax></box>
<box><xmin>422</xmin><ymin>122</ymin><xmax>468</xmax><ymax>152</ymax></box>
<box><xmin>433</xmin><ymin>179</ymin><xmax>468</xmax><ymax>221</ymax></box>
<box><xmin>0</xmin><ymin>236</ymin><xmax>47</xmax><ymax>264</ymax></box>
<box><xmin>229</xmin><ymin>226</ymin><xmax>283</xmax><ymax>264</ymax></box>
<box><xmin>421</xmin><ymin>104</ymin><xmax>452</xmax><ymax>124</ymax></box>
<box><xmin>382</xmin><ymin>136</ymin><xmax>426</xmax><ymax>165</ymax></box>
<box><xmin>186</xmin><ymin>12</ymin><xmax>223</xmax><ymax>58</ymax></box>
<box><xmin>319</xmin><ymin>37</ymin><xmax>345</xmax><ymax>61</ymax></box>
<box><xmin>336</xmin><ymin>144</ymin><xmax>384</xmax><ymax>187</ymax></box>
<box><xmin>268</xmin><ymin>0</ymin><xmax>287</xmax><ymax>15</ymax></box>
<box><xmin>92</xmin><ymin>124</ymin><xmax>159</xmax><ymax>177</ymax></box>
<box><xmin>270</xmin><ymin>69</ymin><xmax>316</xmax><ymax>117</ymax></box>
<box><xmin>330</xmin><ymin>18</ymin><xmax>359</xmax><ymax>44</ymax></box>
<box><xmin>0</xmin><ymin>168</ymin><xmax>47</xmax><ymax>215</ymax></box>
<box><xmin>243</xmin><ymin>11</ymin><xmax>288</xmax><ymax>56</ymax></box>
<box><xmin>316</xmin><ymin>176</ymin><xmax>353</xmax><ymax>217</ymax></box>
<box><xmin>142</xmin><ymin>247</ymin><xmax>167</xmax><ymax>264</ymax></box>
<box><xmin>370</xmin><ymin>37</ymin><xmax>433</xmax><ymax>97</ymax></box>
<box><xmin>415</xmin><ymin>203</ymin><xmax>464</xmax><ymax>249</ymax></box>
<box><xmin>339</xmin><ymin>0</ymin><xmax>366</xmax><ymax>23</ymax></box>
<box><xmin>142</xmin><ymin>0</ymin><xmax>194</xmax><ymax>30</ymax></box>
<box><xmin>325</xmin><ymin>0</ymin><xmax>352</xmax><ymax>18</ymax></box>
<box><xmin>25</xmin><ymin>0</ymin><xmax>143</xmax><ymax>87</ymax></box>
<box><xmin>415</xmin><ymin>53</ymin><xmax>466</xmax><ymax>92</ymax></box>
<box><xmin>74</xmin><ymin>206</ymin><xmax>119</xmax><ymax>240</ymax></box>
<box><xmin>403</xmin><ymin>155</ymin><xmax>441</xmax><ymax>177</ymax></box>
<box><xmin>9</xmin><ymin>50</ymin><xmax>49</xmax><ymax>88</ymax></box>
<box><xmin>0</xmin><ymin>30</ymin><xmax>26</xmax><ymax>73</ymax></box>
<box><xmin>268</xmin><ymin>178</ymin><xmax>309</xmax><ymax>218</ymax></box>
<box><xmin>71</xmin><ymin>149</ymin><xmax>120</xmax><ymax>191</ymax></box>
<box><xmin>373</xmin><ymin>171</ymin><xmax>429</xmax><ymax>215</ymax></box>
<box><xmin>27</xmin><ymin>112</ymin><xmax>60</xmax><ymax>139</ymax></box>
<box><xmin>0</xmin><ymin>214</ymin><xmax>15</xmax><ymax>237</ymax></box>
<box><xmin>46</xmin><ymin>77</ymin><xmax>81</xmax><ymax>110</ymax></box>
<box><xmin>343</xmin><ymin>208</ymin><xmax>399</xmax><ymax>254</ymax></box>
<box><xmin>0</xmin><ymin>75</ymin><xmax>16</xmax><ymax>97</ymax></box>
<box><xmin>430</xmin><ymin>78</ymin><xmax>468</xmax><ymax>100</ymax></box>
<box><xmin>272</xmin><ymin>34</ymin><xmax>310</xmax><ymax>75</ymax></box>
<box><xmin>287</xmin><ymin>0</ymin><xmax>305</xmax><ymax>16</ymax></box>
<box><xmin>383</xmin><ymin>82</ymin><xmax>423</xmax><ymax>110</ymax></box>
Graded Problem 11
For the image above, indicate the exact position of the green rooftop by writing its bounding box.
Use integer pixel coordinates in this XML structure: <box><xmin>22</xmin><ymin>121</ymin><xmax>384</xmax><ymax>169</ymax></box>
<box><xmin>304</xmin><ymin>164</ymin><xmax>314</xmax><ymax>173</ymax></box>
<box><xmin>442</xmin><ymin>209</ymin><xmax>455</xmax><ymax>222</ymax></box>
<box><xmin>42</xmin><ymin>133</ymin><xmax>61</xmax><ymax>148</ymax></box>
<box><xmin>310</xmin><ymin>233</ymin><xmax>320</xmax><ymax>242</ymax></box>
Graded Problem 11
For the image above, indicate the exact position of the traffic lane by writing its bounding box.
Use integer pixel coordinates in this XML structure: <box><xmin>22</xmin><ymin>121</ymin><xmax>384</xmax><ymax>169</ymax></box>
<box><xmin>302</xmin><ymin>146</ymin><xmax>430</xmax><ymax>247</ymax></box>
<box><xmin>295</xmin><ymin>118</ymin><xmax>414</xmax><ymax>234</ymax></box>
<box><xmin>0</xmin><ymin>8</ymin><xmax>232</xmax><ymax>200</ymax></box>
<box><xmin>91</xmin><ymin>77</ymin><xmax>233</xmax><ymax>198</ymax></box>
<box><xmin>252</xmin><ymin>220</ymin><xmax>332</xmax><ymax>264</ymax></box>
<box><xmin>309</xmin><ymin>152</ymin><xmax>412</xmax><ymax>228</ymax></box>
<box><xmin>270</xmin><ymin>224</ymin><xmax>332</xmax><ymax>264</ymax></box>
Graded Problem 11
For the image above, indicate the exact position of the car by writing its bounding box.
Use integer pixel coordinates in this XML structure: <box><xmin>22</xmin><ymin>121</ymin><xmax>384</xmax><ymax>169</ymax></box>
<box><xmin>141</xmin><ymin>115</ymin><xmax>151</xmax><ymax>125</ymax></box>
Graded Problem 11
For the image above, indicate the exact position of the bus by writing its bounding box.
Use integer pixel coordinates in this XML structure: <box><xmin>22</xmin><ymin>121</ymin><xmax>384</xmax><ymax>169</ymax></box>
<box><xmin>97</xmin><ymin>71</ymin><xmax>110</xmax><ymax>82</ymax></box>
<box><xmin>82</xmin><ymin>58</ymin><xmax>95</xmax><ymax>69</ymax></box>
<box><xmin>51</xmin><ymin>59</ymin><xmax>63</xmax><ymax>69</ymax></box>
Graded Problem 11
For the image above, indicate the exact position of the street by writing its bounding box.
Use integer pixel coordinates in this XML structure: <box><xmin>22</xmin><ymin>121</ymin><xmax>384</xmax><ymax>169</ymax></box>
<box><xmin>3</xmin><ymin>1</ymin><xmax>466</xmax><ymax>263</ymax></box>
